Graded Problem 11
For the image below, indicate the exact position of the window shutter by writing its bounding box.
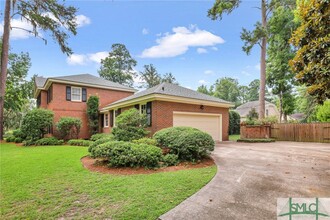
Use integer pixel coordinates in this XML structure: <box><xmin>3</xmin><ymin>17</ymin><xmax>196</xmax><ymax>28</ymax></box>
<box><xmin>134</xmin><ymin>104</ymin><xmax>139</xmax><ymax>110</ymax></box>
<box><xmin>146</xmin><ymin>102</ymin><xmax>152</xmax><ymax>127</ymax></box>
<box><xmin>82</xmin><ymin>88</ymin><xmax>87</xmax><ymax>102</ymax></box>
<box><xmin>110</xmin><ymin>110</ymin><xmax>114</xmax><ymax>127</ymax></box>
<box><xmin>101</xmin><ymin>114</ymin><xmax>104</xmax><ymax>127</ymax></box>
<box><xmin>66</xmin><ymin>86</ymin><xmax>71</xmax><ymax>101</ymax></box>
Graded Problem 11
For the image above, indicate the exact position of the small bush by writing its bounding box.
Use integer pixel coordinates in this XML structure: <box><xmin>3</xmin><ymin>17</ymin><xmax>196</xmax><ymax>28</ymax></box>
<box><xmin>162</xmin><ymin>154</ymin><xmax>179</xmax><ymax>166</ymax></box>
<box><xmin>229</xmin><ymin>110</ymin><xmax>240</xmax><ymax>135</ymax></box>
<box><xmin>153</xmin><ymin>126</ymin><xmax>199</xmax><ymax>148</ymax></box>
<box><xmin>56</xmin><ymin>117</ymin><xmax>82</xmax><ymax>140</ymax></box>
<box><xmin>5</xmin><ymin>135</ymin><xmax>15</xmax><ymax>142</ymax></box>
<box><xmin>89</xmin><ymin>141</ymin><xmax>162</xmax><ymax>168</ymax></box>
<box><xmin>21</xmin><ymin>109</ymin><xmax>54</xmax><ymax>141</ymax></box>
<box><xmin>112</xmin><ymin>108</ymin><xmax>149</xmax><ymax>141</ymax></box>
<box><xmin>237</xmin><ymin>138</ymin><xmax>275</xmax><ymax>143</ymax></box>
<box><xmin>153</xmin><ymin>127</ymin><xmax>215</xmax><ymax>161</ymax></box>
<box><xmin>90</xmin><ymin>133</ymin><xmax>114</xmax><ymax>141</ymax></box>
<box><xmin>88</xmin><ymin>136</ymin><xmax>115</xmax><ymax>153</ymax></box>
<box><xmin>35</xmin><ymin>137</ymin><xmax>64</xmax><ymax>146</ymax></box>
<box><xmin>132</xmin><ymin>137</ymin><xmax>157</xmax><ymax>146</ymax></box>
<box><xmin>22</xmin><ymin>139</ymin><xmax>36</xmax><ymax>146</ymax></box>
<box><xmin>68</xmin><ymin>139</ymin><xmax>93</xmax><ymax>147</ymax></box>
<box><xmin>12</xmin><ymin>129</ymin><xmax>26</xmax><ymax>139</ymax></box>
<box><xmin>14</xmin><ymin>137</ymin><xmax>23</xmax><ymax>143</ymax></box>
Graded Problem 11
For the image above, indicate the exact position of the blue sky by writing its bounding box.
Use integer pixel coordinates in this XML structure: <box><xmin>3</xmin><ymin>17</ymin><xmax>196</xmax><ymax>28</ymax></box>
<box><xmin>4</xmin><ymin>0</ymin><xmax>262</xmax><ymax>90</ymax></box>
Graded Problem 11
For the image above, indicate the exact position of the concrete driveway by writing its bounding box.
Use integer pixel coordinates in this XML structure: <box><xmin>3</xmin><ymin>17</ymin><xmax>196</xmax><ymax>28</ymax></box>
<box><xmin>159</xmin><ymin>141</ymin><xmax>330</xmax><ymax>220</ymax></box>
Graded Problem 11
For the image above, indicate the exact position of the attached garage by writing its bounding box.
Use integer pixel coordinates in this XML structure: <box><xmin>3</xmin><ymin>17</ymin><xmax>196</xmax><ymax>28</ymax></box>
<box><xmin>173</xmin><ymin>111</ymin><xmax>222</xmax><ymax>142</ymax></box>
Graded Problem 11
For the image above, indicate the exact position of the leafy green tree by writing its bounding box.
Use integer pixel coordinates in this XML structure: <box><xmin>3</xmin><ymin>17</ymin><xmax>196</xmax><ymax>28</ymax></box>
<box><xmin>197</xmin><ymin>85</ymin><xmax>211</xmax><ymax>95</ymax></box>
<box><xmin>87</xmin><ymin>96</ymin><xmax>99</xmax><ymax>135</ymax></box>
<box><xmin>229</xmin><ymin>110</ymin><xmax>241</xmax><ymax>135</ymax></box>
<box><xmin>139</xmin><ymin>64</ymin><xmax>161</xmax><ymax>88</ymax></box>
<box><xmin>238</xmin><ymin>85</ymin><xmax>249</xmax><ymax>104</ymax></box>
<box><xmin>247</xmin><ymin>79</ymin><xmax>260</xmax><ymax>101</ymax></box>
<box><xmin>295</xmin><ymin>86</ymin><xmax>318</xmax><ymax>122</ymax></box>
<box><xmin>161</xmin><ymin>72</ymin><xmax>178</xmax><ymax>84</ymax></box>
<box><xmin>290</xmin><ymin>0</ymin><xmax>330</xmax><ymax>104</ymax></box>
<box><xmin>316</xmin><ymin>100</ymin><xmax>330</xmax><ymax>122</ymax></box>
<box><xmin>267</xmin><ymin>5</ymin><xmax>297</xmax><ymax>122</ymax></box>
<box><xmin>98</xmin><ymin>44</ymin><xmax>137</xmax><ymax>87</ymax></box>
<box><xmin>213</xmin><ymin>77</ymin><xmax>240</xmax><ymax>105</ymax></box>
<box><xmin>0</xmin><ymin>0</ymin><xmax>78</xmax><ymax>140</ymax></box>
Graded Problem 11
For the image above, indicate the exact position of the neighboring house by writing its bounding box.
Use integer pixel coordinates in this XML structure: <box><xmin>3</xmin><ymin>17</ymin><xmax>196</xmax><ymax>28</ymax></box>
<box><xmin>100</xmin><ymin>82</ymin><xmax>234</xmax><ymax>142</ymax></box>
<box><xmin>34</xmin><ymin>74</ymin><xmax>136</xmax><ymax>139</ymax></box>
<box><xmin>289</xmin><ymin>113</ymin><xmax>305</xmax><ymax>122</ymax></box>
<box><xmin>235</xmin><ymin>100</ymin><xmax>280</xmax><ymax>121</ymax></box>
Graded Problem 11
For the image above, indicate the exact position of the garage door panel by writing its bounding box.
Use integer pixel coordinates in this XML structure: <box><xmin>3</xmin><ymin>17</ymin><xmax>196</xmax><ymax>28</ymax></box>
<box><xmin>173</xmin><ymin>112</ymin><xmax>222</xmax><ymax>141</ymax></box>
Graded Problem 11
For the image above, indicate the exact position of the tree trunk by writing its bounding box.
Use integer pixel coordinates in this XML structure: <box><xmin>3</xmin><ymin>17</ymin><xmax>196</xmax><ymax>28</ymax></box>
<box><xmin>279</xmin><ymin>92</ymin><xmax>283</xmax><ymax>123</ymax></box>
<box><xmin>259</xmin><ymin>0</ymin><xmax>267</xmax><ymax>120</ymax></box>
<box><xmin>0</xmin><ymin>0</ymin><xmax>11</xmax><ymax>140</ymax></box>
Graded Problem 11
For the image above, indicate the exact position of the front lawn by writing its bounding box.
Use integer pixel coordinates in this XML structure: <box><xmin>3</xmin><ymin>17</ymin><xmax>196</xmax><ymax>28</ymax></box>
<box><xmin>229</xmin><ymin>134</ymin><xmax>240</xmax><ymax>141</ymax></box>
<box><xmin>0</xmin><ymin>143</ymin><xmax>216</xmax><ymax>219</ymax></box>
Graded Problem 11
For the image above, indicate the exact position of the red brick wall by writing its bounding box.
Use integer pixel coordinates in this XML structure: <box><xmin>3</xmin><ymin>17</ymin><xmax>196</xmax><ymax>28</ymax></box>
<box><xmin>240</xmin><ymin>125</ymin><xmax>271</xmax><ymax>139</ymax></box>
<box><xmin>39</xmin><ymin>90</ymin><xmax>48</xmax><ymax>109</ymax></box>
<box><xmin>42</xmin><ymin>82</ymin><xmax>134</xmax><ymax>139</ymax></box>
<box><xmin>106</xmin><ymin>101</ymin><xmax>229</xmax><ymax>141</ymax></box>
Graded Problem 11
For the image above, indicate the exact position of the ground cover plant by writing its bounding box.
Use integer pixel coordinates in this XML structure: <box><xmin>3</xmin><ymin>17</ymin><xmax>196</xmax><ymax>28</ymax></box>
<box><xmin>0</xmin><ymin>143</ymin><xmax>216</xmax><ymax>219</ymax></box>
<box><xmin>67</xmin><ymin>139</ymin><xmax>93</xmax><ymax>147</ymax></box>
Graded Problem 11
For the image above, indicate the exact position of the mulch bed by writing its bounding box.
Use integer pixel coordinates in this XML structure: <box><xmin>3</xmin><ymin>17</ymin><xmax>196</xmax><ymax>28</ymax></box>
<box><xmin>81</xmin><ymin>156</ymin><xmax>215</xmax><ymax>175</ymax></box>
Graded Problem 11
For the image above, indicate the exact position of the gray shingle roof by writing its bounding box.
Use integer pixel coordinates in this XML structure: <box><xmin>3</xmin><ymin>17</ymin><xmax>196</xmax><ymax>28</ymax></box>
<box><xmin>105</xmin><ymin>82</ymin><xmax>232</xmax><ymax>108</ymax></box>
<box><xmin>35</xmin><ymin>74</ymin><xmax>136</xmax><ymax>91</ymax></box>
<box><xmin>35</xmin><ymin>76</ymin><xmax>47</xmax><ymax>88</ymax></box>
<box><xmin>235</xmin><ymin>100</ymin><xmax>272</xmax><ymax>116</ymax></box>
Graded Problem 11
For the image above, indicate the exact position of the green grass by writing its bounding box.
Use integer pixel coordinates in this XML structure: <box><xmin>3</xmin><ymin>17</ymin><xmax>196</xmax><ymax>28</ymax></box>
<box><xmin>229</xmin><ymin>134</ymin><xmax>240</xmax><ymax>141</ymax></box>
<box><xmin>0</xmin><ymin>143</ymin><xmax>216</xmax><ymax>219</ymax></box>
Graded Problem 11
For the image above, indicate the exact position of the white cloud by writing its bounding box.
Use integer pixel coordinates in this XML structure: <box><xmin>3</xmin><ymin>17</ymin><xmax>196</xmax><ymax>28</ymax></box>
<box><xmin>198</xmin><ymin>79</ymin><xmax>209</xmax><ymax>84</ymax></box>
<box><xmin>75</xmin><ymin>15</ymin><xmax>91</xmax><ymax>27</ymax></box>
<box><xmin>211</xmin><ymin>46</ymin><xmax>218</xmax><ymax>51</ymax></box>
<box><xmin>67</xmin><ymin>54</ymin><xmax>88</xmax><ymax>65</ymax></box>
<box><xmin>67</xmin><ymin>51</ymin><xmax>109</xmax><ymax>65</ymax></box>
<box><xmin>142</xmin><ymin>28</ymin><xmax>149</xmax><ymax>35</ymax></box>
<box><xmin>140</xmin><ymin>25</ymin><xmax>225</xmax><ymax>58</ymax></box>
<box><xmin>241</xmin><ymin>70</ymin><xmax>251</xmax><ymax>76</ymax></box>
<box><xmin>197</xmin><ymin>48</ymin><xmax>208</xmax><ymax>54</ymax></box>
<box><xmin>204</xmin><ymin>70</ymin><xmax>214</xmax><ymax>75</ymax></box>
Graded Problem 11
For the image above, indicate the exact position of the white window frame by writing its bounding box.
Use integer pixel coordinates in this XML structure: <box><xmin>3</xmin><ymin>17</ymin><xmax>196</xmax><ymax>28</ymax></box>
<box><xmin>71</xmin><ymin>86</ymin><xmax>82</xmax><ymax>102</ymax></box>
<box><xmin>140</xmin><ymin>103</ymin><xmax>147</xmax><ymax>114</ymax></box>
<box><xmin>104</xmin><ymin>113</ymin><xmax>109</xmax><ymax>128</ymax></box>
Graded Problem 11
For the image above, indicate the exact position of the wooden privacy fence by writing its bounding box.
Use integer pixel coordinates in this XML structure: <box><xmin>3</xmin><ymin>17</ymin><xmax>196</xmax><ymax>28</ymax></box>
<box><xmin>271</xmin><ymin>123</ymin><xmax>330</xmax><ymax>143</ymax></box>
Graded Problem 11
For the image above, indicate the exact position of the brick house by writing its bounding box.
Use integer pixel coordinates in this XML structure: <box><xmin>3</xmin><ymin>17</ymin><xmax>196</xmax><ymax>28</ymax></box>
<box><xmin>100</xmin><ymin>83</ymin><xmax>234</xmax><ymax>142</ymax></box>
<box><xmin>35</xmin><ymin>74</ymin><xmax>233</xmax><ymax>141</ymax></box>
<box><xmin>34</xmin><ymin>74</ymin><xmax>136</xmax><ymax>139</ymax></box>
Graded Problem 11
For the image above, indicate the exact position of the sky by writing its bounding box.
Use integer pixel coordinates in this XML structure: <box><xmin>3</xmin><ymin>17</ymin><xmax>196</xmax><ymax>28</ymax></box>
<box><xmin>1</xmin><ymin>0</ymin><xmax>262</xmax><ymax>90</ymax></box>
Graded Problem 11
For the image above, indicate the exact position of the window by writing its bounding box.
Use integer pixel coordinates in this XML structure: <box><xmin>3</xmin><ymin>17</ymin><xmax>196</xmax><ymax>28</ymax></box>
<box><xmin>104</xmin><ymin>113</ymin><xmax>109</xmax><ymax>127</ymax></box>
<box><xmin>140</xmin><ymin>104</ymin><xmax>146</xmax><ymax>114</ymax></box>
<box><xmin>71</xmin><ymin>87</ymin><xmax>82</xmax><ymax>101</ymax></box>
<box><xmin>37</xmin><ymin>94</ymin><xmax>41</xmax><ymax>108</ymax></box>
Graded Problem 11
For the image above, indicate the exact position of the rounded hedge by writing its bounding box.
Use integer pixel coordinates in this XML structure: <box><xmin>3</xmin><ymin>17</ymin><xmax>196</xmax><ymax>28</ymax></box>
<box><xmin>89</xmin><ymin>141</ymin><xmax>162</xmax><ymax>168</ymax></box>
<box><xmin>153</xmin><ymin>126</ymin><xmax>215</xmax><ymax>161</ymax></box>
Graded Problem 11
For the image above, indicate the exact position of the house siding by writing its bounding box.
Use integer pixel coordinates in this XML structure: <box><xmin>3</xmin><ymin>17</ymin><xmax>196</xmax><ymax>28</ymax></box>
<box><xmin>41</xmin><ymin>82</ymin><xmax>134</xmax><ymax>139</ymax></box>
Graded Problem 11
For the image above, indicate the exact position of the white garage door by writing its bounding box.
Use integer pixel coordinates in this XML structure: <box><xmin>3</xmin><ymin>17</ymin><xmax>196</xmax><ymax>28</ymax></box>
<box><xmin>173</xmin><ymin>111</ymin><xmax>222</xmax><ymax>142</ymax></box>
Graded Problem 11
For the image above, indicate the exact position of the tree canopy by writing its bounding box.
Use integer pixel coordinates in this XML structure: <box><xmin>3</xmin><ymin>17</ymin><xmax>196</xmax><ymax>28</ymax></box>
<box><xmin>290</xmin><ymin>0</ymin><xmax>330</xmax><ymax>104</ymax></box>
<box><xmin>98</xmin><ymin>44</ymin><xmax>137</xmax><ymax>87</ymax></box>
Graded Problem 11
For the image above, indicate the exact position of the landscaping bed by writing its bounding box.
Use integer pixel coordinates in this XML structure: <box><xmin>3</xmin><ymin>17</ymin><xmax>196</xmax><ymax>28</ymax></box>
<box><xmin>81</xmin><ymin>156</ymin><xmax>215</xmax><ymax>175</ymax></box>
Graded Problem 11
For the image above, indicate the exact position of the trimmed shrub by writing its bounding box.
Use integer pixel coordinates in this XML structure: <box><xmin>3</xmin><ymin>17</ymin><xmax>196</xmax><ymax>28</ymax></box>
<box><xmin>153</xmin><ymin>127</ymin><xmax>215</xmax><ymax>161</ymax></box>
<box><xmin>12</xmin><ymin>129</ymin><xmax>26</xmax><ymax>140</ymax></box>
<box><xmin>132</xmin><ymin>137</ymin><xmax>157</xmax><ymax>146</ymax></box>
<box><xmin>14</xmin><ymin>137</ymin><xmax>23</xmax><ymax>143</ymax></box>
<box><xmin>56</xmin><ymin>117</ymin><xmax>82</xmax><ymax>140</ymax></box>
<box><xmin>35</xmin><ymin>137</ymin><xmax>64</xmax><ymax>146</ymax></box>
<box><xmin>112</xmin><ymin>108</ymin><xmax>149</xmax><ymax>141</ymax></box>
<box><xmin>68</xmin><ymin>139</ymin><xmax>93</xmax><ymax>147</ymax></box>
<box><xmin>5</xmin><ymin>135</ymin><xmax>15</xmax><ymax>142</ymax></box>
<box><xmin>229</xmin><ymin>110</ymin><xmax>240</xmax><ymax>135</ymax></box>
<box><xmin>90</xmin><ymin>133</ymin><xmax>114</xmax><ymax>141</ymax></box>
<box><xmin>153</xmin><ymin>126</ymin><xmax>199</xmax><ymax>148</ymax></box>
<box><xmin>22</xmin><ymin>139</ymin><xmax>36</xmax><ymax>146</ymax></box>
<box><xmin>89</xmin><ymin>141</ymin><xmax>162</xmax><ymax>168</ymax></box>
<box><xmin>21</xmin><ymin>109</ymin><xmax>54</xmax><ymax>141</ymax></box>
<box><xmin>87</xmin><ymin>96</ymin><xmax>99</xmax><ymax>135</ymax></box>
<box><xmin>162</xmin><ymin>154</ymin><xmax>179</xmax><ymax>166</ymax></box>
<box><xmin>88</xmin><ymin>136</ymin><xmax>115</xmax><ymax>153</ymax></box>
<box><xmin>237</xmin><ymin>138</ymin><xmax>275</xmax><ymax>143</ymax></box>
